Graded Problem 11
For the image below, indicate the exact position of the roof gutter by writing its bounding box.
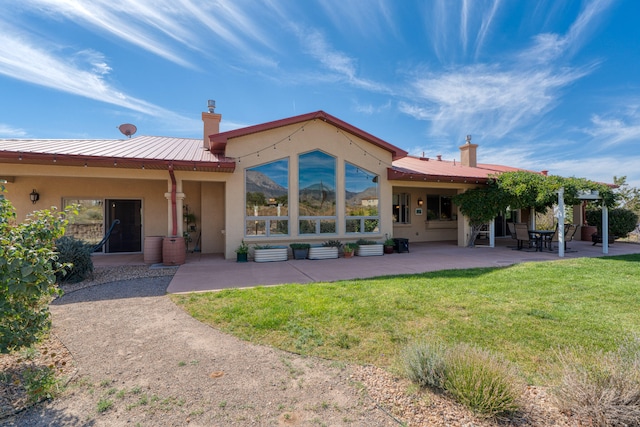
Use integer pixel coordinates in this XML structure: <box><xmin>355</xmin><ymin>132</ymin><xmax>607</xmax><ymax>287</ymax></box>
<box><xmin>168</xmin><ymin>165</ymin><xmax>178</xmax><ymax>237</ymax></box>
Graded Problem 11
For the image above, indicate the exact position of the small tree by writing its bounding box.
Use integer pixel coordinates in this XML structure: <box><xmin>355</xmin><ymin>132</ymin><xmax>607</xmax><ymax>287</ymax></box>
<box><xmin>452</xmin><ymin>182</ymin><xmax>509</xmax><ymax>246</ymax></box>
<box><xmin>0</xmin><ymin>192</ymin><xmax>70</xmax><ymax>354</ymax></box>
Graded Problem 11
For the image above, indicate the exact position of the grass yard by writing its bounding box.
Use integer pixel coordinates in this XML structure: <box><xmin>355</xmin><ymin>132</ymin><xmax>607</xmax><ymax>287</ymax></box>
<box><xmin>171</xmin><ymin>254</ymin><xmax>640</xmax><ymax>384</ymax></box>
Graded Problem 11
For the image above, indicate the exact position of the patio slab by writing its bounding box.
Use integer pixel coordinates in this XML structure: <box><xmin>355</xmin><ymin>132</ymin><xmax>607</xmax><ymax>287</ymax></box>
<box><xmin>145</xmin><ymin>239</ymin><xmax>640</xmax><ymax>294</ymax></box>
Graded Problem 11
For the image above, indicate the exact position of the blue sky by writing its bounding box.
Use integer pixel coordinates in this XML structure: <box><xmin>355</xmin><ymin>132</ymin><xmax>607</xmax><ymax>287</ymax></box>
<box><xmin>1</xmin><ymin>0</ymin><xmax>639</xmax><ymax>187</ymax></box>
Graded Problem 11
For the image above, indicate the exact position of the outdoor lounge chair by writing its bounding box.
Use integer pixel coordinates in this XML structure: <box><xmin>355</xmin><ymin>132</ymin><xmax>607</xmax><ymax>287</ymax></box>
<box><xmin>514</xmin><ymin>223</ymin><xmax>534</xmax><ymax>250</ymax></box>
<box><xmin>549</xmin><ymin>224</ymin><xmax>578</xmax><ymax>251</ymax></box>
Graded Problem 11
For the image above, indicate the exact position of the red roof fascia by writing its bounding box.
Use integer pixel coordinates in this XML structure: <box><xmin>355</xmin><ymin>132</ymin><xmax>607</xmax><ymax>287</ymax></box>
<box><xmin>210</xmin><ymin>110</ymin><xmax>408</xmax><ymax>160</ymax></box>
<box><xmin>387</xmin><ymin>168</ymin><xmax>490</xmax><ymax>184</ymax></box>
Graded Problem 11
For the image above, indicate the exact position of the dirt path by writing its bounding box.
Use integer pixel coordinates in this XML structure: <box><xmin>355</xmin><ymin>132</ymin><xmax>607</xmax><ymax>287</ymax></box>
<box><xmin>3</xmin><ymin>277</ymin><xmax>397</xmax><ymax>426</ymax></box>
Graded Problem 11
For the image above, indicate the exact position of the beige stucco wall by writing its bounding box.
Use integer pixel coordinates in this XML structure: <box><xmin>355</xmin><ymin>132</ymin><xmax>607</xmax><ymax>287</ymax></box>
<box><xmin>389</xmin><ymin>182</ymin><xmax>480</xmax><ymax>246</ymax></box>
<box><xmin>222</xmin><ymin>119</ymin><xmax>394</xmax><ymax>259</ymax></box>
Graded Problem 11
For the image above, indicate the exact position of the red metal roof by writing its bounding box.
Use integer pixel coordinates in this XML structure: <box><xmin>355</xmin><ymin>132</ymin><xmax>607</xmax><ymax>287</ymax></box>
<box><xmin>389</xmin><ymin>156</ymin><xmax>535</xmax><ymax>184</ymax></box>
<box><xmin>209</xmin><ymin>110</ymin><xmax>408</xmax><ymax>161</ymax></box>
<box><xmin>0</xmin><ymin>136</ymin><xmax>235</xmax><ymax>172</ymax></box>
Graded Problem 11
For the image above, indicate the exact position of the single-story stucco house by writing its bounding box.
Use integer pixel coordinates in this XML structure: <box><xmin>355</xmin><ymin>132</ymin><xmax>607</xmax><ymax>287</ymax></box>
<box><xmin>0</xmin><ymin>105</ymin><xmax>588</xmax><ymax>260</ymax></box>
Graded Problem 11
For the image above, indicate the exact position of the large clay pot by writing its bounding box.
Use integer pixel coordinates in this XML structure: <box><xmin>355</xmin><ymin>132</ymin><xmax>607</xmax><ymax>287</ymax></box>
<box><xmin>581</xmin><ymin>225</ymin><xmax>597</xmax><ymax>241</ymax></box>
<box><xmin>143</xmin><ymin>236</ymin><xmax>163</xmax><ymax>264</ymax></box>
<box><xmin>162</xmin><ymin>236</ymin><xmax>186</xmax><ymax>266</ymax></box>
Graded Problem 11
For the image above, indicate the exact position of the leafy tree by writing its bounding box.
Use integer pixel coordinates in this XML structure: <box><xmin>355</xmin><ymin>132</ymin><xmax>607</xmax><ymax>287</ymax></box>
<box><xmin>452</xmin><ymin>182</ymin><xmax>509</xmax><ymax>246</ymax></box>
<box><xmin>0</xmin><ymin>191</ymin><xmax>70</xmax><ymax>354</ymax></box>
<box><xmin>613</xmin><ymin>176</ymin><xmax>640</xmax><ymax>213</ymax></box>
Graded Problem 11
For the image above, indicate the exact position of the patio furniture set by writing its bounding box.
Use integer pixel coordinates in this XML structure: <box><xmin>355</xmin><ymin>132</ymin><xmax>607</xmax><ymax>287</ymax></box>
<box><xmin>509</xmin><ymin>222</ymin><xmax>578</xmax><ymax>252</ymax></box>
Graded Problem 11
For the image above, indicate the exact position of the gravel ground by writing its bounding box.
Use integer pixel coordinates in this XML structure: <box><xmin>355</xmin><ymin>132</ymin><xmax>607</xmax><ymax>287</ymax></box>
<box><xmin>1</xmin><ymin>266</ymin><xmax>573</xmax><ymax>426</ymax></box>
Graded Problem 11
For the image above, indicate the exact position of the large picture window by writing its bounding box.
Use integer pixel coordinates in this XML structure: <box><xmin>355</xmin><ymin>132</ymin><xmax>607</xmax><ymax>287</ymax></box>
<box><xmin>298</xmin><ymin>151</ymin><xmax>336</xmax><ymax>234</ymax></box>
<box><xmin>245</xmin><ymin>158</ymin><xmax>289</xmax><ymax>236</ymax></box>
<box><xmin>345</xmin><ymin>163</ymin><xmax>379</xmax><ymax>233</ymax></box>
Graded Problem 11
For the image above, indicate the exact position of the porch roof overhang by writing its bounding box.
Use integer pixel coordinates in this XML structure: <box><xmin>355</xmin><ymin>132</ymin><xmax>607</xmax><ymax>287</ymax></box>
<box><xmin>209</xmin><ymin>110</ymin><xmax>409</xmax><ymax>161</ymax></box>
<box><xmin>387</xmin><ymin>168</ymin><xmax>490</xmax><ymax>184</ymax></box>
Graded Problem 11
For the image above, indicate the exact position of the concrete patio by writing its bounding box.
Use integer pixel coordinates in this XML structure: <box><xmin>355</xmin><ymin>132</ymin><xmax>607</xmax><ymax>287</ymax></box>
<box><xmin>89</xmin><ymin>238</ymin><xmax>640</xmax><ymax>294</ymax></box>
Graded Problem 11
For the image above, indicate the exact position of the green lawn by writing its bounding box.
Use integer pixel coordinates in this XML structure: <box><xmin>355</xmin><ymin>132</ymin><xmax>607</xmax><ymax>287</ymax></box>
<box><xmin>171</xmin><ymin>254</ymin><xmax>640</xmax><ymax>383</ymax></box>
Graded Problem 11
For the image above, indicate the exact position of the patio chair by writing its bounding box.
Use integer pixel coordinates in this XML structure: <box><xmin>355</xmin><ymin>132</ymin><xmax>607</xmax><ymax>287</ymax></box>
<box><xmin>514</xmin><ymin>223</ymin><xmax>535</xmax><ymax>250</ymax></box>
<box><xmin>565</xmin><ymin>224</ymin><xmax>577</xmax><ymax>251</ymax></box>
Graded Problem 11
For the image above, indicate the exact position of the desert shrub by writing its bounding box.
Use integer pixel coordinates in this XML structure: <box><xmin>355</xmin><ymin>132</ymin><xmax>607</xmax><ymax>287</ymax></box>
<box><xmin>554</xmin><ymin>337</ymin><xmax>640</xmax><ymax>426</ymax></box>
<box><xmin>400</xmin><ymin>339</ymin><xmax>446</xmax><ymax>389</ymax></box>
<box><xmin>443</xmin><ymin>343</ymin><xmax>522</xmax><ymax>418</ymax></box>
<box><xmin>55</xmin><ymin>236</ymin><xmax>94</xmax><ymax>284</ymax></box>
<box><xmin>586</xmin><ymin>208</ymin><xmax>638</xmax><ymax>238</ymax></box>
<box><xmin>400</xmin><ymin>340</ymin><xmax>523</xmax><ymax>418</ymax></box>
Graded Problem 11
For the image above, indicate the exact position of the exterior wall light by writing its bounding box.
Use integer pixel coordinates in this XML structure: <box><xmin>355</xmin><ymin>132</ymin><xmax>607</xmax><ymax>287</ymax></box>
<box><xmin>30</xmin><ymin>189</ymin><xmax>40</xmax><ymax>204</ymax></box>
<box><xmin>417</xmin><ymin>198</ymin><xmax>424</xmax><ymax>206</ymax></box>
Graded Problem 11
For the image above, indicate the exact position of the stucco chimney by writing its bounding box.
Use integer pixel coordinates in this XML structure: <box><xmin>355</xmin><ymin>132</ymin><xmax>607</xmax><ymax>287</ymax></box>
<box><xmin>202</xmin><ymin>100</ymin><xmax>221</xmax><ymax>149</ymax></box>
<box><xmin>459</xmin><ymin>134</ymin><xmax>478</xmax><ymax>168</ymax></box>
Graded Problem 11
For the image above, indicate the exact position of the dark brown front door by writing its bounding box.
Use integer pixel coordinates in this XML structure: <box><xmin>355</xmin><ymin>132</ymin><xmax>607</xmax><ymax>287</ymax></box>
<box><xmin>105</xmin><ymin>199</ymin><xmax>142</xmax><ymax>253</ymax></box>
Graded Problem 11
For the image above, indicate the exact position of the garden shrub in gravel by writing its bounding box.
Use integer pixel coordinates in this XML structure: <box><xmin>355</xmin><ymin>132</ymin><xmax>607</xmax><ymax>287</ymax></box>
<box><xmin>554</xmin><ymin>336</ymin><xmax>640</xmax><ymax>426</ymax></box>
<box><xmin>443</xmin><ymin>343</ymin><xmax>522</xmax><ymax>418</ymax></box>
<box><xmin>401</xmin><ymin>340</ymin><xmax>523</xmax><ymax>418</ymax></box>
<box><xmin>54</xmin><ymin>235</ymin><xmax>94</xmax><ymax>283</ymax></box>
<box><xmin>401</xmin><ymin>339</ymin><xmax>446</xmax><ymax>389</ymax></box>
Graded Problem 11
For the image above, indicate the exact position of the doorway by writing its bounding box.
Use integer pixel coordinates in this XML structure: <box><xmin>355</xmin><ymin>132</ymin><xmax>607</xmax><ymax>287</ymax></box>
<box><xmin>105</xmin><ymin>199</ymin><xmax>142</xmax><ymax>253</ymax></box>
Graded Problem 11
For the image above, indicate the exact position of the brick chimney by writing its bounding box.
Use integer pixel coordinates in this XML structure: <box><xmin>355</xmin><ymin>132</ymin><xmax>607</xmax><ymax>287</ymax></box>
<box><xmin>202</xmin><ymin>99</ymin><xmax>221</xmax><ymax>150</ymax></box>
<box><xmin>459</xmin><ymin>134</ymin><xmax>478</xmax><ymax>168</ymax></box>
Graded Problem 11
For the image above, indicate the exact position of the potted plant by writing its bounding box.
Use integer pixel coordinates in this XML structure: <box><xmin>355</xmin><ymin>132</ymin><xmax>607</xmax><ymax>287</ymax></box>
<box><xmin>343</xmin><ymin>242</ymin><xmax>357</xmax><ymax>258</ymax></box>
<box><xmin>253</xmin><ymin>244</ymin><xmax>288</xmax><ymax>262</ymax></box>
<box><xmin>309</xmin><ymin>240</ymin><xmax>341</xmax><ymax>260</ymax></box>
<box><xmin>355</xmin><ymin>239</ymin><xmax>383</xmax><ymax>257</ymax></box>
<box><xmin>235</xmin><ymin>240</ymin><xmax>249</xmax><ymax>262</ymax></box>
<box><xmin>290</xmin><ymin>243</ymin><xmax>310</xmax><ymax>260</ymax></box>
<box><xmin>383</xmin><ymin>234</ymin><xmax>395</xmax><ymax>254</ymax></box>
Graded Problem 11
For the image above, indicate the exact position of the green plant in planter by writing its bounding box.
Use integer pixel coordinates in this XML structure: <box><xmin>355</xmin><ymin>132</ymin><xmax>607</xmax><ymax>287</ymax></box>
<box><xmin>384</xmin><ymin>234</ymin><xmax>395</xmax><ymax>247</ymax></box>
<box><xmin>235</xmin><ymin>240</ymin><xmax>249</xmax><ymax>254</ymax></box>
<box><xmin>355</xmin><ymin>238</ymin><xmax>377</xmax><ymax>245</ymax></box>
<box><xmin>343</xmin><ymin>242</ymin><xmax>358</xmax><ymax>256</ymax></box>
<box><xmin>235</xmin><ymin>240</ymin><xmax>249</xmax><ymax>262</ymax></box>
<box><xmin>290</xmin><ymin>243</ymin><xmax>310</xmax><ymax>260</ymax></box>
<box><xmin>322</xmin><ymin>240</ymin><xmax>343</xmax><ymax>248</ymax></box>
<box><xmin>289</xmin><ymin>243</ymin><xmax>311</xmax><ymax>250</ymax></box>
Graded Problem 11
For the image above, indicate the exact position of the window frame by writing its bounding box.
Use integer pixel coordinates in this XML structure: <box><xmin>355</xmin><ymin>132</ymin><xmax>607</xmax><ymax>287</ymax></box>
<box><xmin>244</xmin><ymin>158</ymin><xmax>290</xmax><ymax>237</ymax></box>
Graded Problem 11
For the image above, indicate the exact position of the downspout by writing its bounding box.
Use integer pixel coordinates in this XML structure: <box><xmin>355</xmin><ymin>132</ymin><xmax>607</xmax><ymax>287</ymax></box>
<box><xmin>169</xmin><ymin>165</ymin><xmax>178</xmax><ymax>236</ymax></box>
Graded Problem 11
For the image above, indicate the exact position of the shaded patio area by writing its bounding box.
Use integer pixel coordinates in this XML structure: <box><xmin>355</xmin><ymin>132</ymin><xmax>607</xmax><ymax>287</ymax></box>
<box><xmin>89</xmin><ymin>238</ymin><xmax>640</xmax><ymax>294</ymax></box>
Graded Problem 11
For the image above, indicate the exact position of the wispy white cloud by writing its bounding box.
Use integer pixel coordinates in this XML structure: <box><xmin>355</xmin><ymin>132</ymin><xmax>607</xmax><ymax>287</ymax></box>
<box><xmin>474</xmin><ymin>0</ymin><xmax>501</xmax><ymax>59</ymax></box>
<box><xmin>401</xmin><ymin>64</ymin><xmax>588</xmax><ymax>140</ymax></box>
<box><xmin>0</xmin><ymin>124</ymin><xmax>28</xmax><ymax>138</ymax></box>
<box><xmin>520</xmin><ymin>0</ymin><xmax>614</xmax><ymax>64</ymax></box>
<box><xmin>538</xmin><ymin>156</ymin><xmax>640</xmax><ymax>188</ymax></box>
<box><xmin>585</xmin><ymin>112</ymin><xmax>640</xmax><ymax>147</ymax></box>
<box><xmin>0</xmin><ymin>23</ymin><xmax>188</xmax><ymax>121</ymax></box>
<box><xmin>294</xmin><ymin>26</ymin><xmax>391</xmax><ymax>93</ymax></box>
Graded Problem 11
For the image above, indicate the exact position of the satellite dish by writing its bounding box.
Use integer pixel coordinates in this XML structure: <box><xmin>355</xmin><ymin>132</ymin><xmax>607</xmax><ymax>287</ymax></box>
<box><xmin>118</xmin><ymin>123</ymin><xmax>137</xmax><ymax>138</ymax></box>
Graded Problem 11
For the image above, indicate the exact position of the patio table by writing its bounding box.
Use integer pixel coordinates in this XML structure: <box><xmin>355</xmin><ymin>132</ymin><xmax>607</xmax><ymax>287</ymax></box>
<box><xmin>530</xmin><ymin>230</ymin><xmax>554</xmax><ymax>252</ymax></box>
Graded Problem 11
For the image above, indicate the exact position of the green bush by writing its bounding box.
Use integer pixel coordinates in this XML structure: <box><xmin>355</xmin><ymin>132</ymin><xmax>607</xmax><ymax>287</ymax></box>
<box><xmin>443</xmin><ymin>343</ymin><xmax>522</xmax><ymax>418</ymax></box>
<box><xmin>554</xmin><ymin>337</ymin><xmax>640</xmax><ymax>426</ymax></box>
<box><xmin>400</xmin><ymin>340</ymin><xmax>446</xmax><ymax>389</ymax></box>
<box><xmin>586</xmin><ymin>208</ymin><xmax>639</xmax><ymax>238</ymax></box>
<box><xmin>400</xmin><ymin>340</ymin><xmax>522</xmax><ymax>418</ymax></box>
<box><xmin>0</xmin><ymin>193</ymin><xmax>69</xmax><ymax>354</ymax></box>
<box><xmin>55</xmin><ymin>236</ymin><xmax>94</xmax><ymax>284</ymax></box>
